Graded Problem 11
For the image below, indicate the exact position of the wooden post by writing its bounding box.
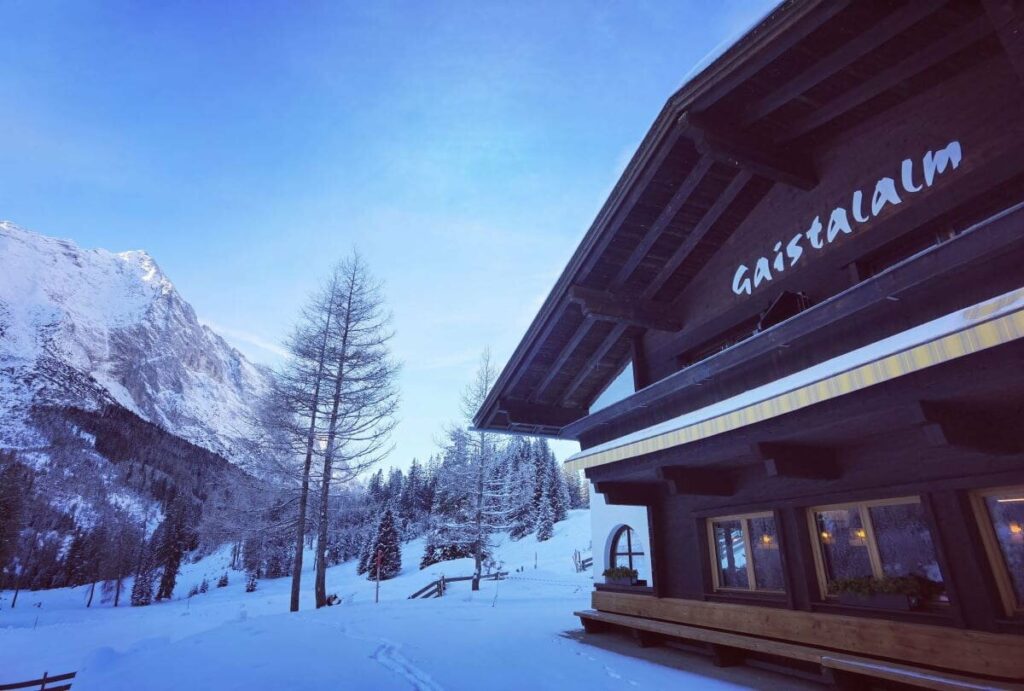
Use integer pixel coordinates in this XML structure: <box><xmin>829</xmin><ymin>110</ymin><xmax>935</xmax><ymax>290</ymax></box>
<box><xmin>375</xmin><ymin>549</ymin><xmax>382</xmax><ymax>604</ymax></box>
<box><xmin>40</xmin><ymin>671</ymin><xmax>48</xmax><ymax>690</ymax></box>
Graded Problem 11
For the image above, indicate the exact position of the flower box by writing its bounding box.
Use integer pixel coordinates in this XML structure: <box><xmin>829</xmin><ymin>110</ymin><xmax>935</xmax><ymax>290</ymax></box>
<box><xmin>837</xmin><ymin>591</ymin><xmax>914</xmax><ymax>611</ymax></box>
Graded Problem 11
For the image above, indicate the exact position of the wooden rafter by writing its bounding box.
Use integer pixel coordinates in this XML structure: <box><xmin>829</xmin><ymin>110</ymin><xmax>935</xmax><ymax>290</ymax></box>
<box><xmin>690</xmin><ymin>0</ymin><xmax>853</xmax><ymax>112</ymax></box>
<box><xmin>577</xmin><ymin>126</ymin><xmax>688</xmax><ymax>284</ymax></box>
<box><xmin>559</xmin><ymin>322</ymin><xmax>630</xmax><ymax>406</ymax></box>
<box><xmin>642</xmin><ymin>170</ymin><xmax>753</xmax><ymax>300</ymax></box>
<box><xmin>568</xmin><ymin>285</ymin><xmax>681</xmax><ymax>332</ymax></box>
<box><xmin>609</xmin><ymin>156</ymin><xmax>716</xmax><ymax>290</ymax></box>
<box><xmin>486</xmin><ymin>124</ymin><xmax>689</xmax><ymax>402</ymax></box>
<box><xmin>531</xmin><ymin>315</ymin><xmax>597</xmax><ymax>402</ymax></box>
<box><xmin>781</xmin><ymin>17</ymin><xmax>992</xmax><ymax>141</ymax></box>
<box><xmin>737</xmin><ymin>0</ymin><xmax>947</xmax><ymax>127</ymax></box>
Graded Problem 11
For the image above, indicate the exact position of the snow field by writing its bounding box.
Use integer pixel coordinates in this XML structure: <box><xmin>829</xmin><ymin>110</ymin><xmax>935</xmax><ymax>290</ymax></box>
<box><xmin>1</xmin><ymin>511</ymin><xmax>790</xmax><ymax>690</ymax></box>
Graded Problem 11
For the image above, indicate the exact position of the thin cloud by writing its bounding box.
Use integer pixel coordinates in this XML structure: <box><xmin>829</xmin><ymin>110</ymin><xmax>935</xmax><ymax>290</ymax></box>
<box><xmin>201</xmin><ymin>320</ymin><xmax>289</xmax><ymax>361</ymax></box>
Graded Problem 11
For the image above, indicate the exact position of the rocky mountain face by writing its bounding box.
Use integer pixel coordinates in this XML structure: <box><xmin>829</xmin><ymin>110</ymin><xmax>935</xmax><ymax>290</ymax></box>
<box><xmin>0</xmin><ymin>221</ymin><xmax>271</xmax><ymax>465</ymax></box>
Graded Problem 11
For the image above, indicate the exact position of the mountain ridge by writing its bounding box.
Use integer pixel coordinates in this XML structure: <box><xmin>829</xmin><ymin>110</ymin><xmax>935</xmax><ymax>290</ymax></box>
<box><xmin>0</xmin><ymin>220</ymin><xmax>271</xmax><ymax>466</ymax></box>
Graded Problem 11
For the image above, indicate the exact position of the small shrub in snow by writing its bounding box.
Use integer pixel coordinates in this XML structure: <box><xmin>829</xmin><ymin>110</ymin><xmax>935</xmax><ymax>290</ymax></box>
<box><xmin>217</xmin><ymin>573</ymin><xmax>229</xmax><ymax>588</ymax></box>
<box><xmin>187</xmin><ymin>584</ymin><xmax>199</xmax><ymax>598</ymax></box>
<box><xmin>199</xmin><ymin>578</ymin><xmax>209</xmax><ymax>593</ymax></box>
<box><xmin>325</xmin><ymin>593</ymin><xmax>340</xmax><ymax>606</ymax></box>
<box><xmin>245</xmin><ymin>572</ymin><xmax>257</xmax><ymax>593</ymax></box>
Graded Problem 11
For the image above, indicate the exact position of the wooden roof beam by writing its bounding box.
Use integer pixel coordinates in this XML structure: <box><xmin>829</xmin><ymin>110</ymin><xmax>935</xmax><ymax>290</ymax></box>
<box><xmin>594</xmin><ymin>481</ymin><xmax>665</xmax><ymax>506</ymax></box>
<box><xmin>680</xmin><ymin>112</ymin><xmax>817</xmax><ymax>190</ymax></box>
<box><xmin>568</xmin><ymin>285</ymin><xmax>681</xmax><ymax>332</ymax></box>
<box><xmin>738</xmin><ymin>0</ymin><xmax>947</xmax><ymax>127</ymax></box>
<box><xmin>658</xmin><ymin>466</ymin><xmax>735</xmax><ymax>496</ymax></box>
<box><xmin>984</xmin><ymin>0</ymin><xmax>1024</xmax><ymax>82</ymax></box>
<box><xmin>754</xmin><ymin>442</ymin><xmax>841</xmax><ymax>480</ymax></box>
<box><xmin>781</xmin><ymin>17</ymin><xmax>992</xmax><ymax>142</ymax></box>
<box><xmin>918</xmin><ymin>400</ymin><xmax>1023</xmax><ymax>455</ymax></box>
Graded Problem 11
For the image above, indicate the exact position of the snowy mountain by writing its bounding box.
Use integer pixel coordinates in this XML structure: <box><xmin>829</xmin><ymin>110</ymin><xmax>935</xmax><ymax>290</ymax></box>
<box><xmin>0</xmin><ymin>221</ymin><xmax>270</xmax><ymax>464</ymax></box>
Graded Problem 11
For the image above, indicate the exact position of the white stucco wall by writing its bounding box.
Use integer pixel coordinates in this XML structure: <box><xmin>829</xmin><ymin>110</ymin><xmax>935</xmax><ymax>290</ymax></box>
<box><xmin>589</xmin><ymin>482</ymin><xmax>653</xmax><ymax>586</ymax></box>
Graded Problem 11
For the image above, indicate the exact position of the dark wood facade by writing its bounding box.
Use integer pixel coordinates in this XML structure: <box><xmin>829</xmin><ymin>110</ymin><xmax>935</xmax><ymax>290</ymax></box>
<box><xmin>478</xmin><ymin>0</ymin><xmax>1024</xmax><ymax>686</ymax></box>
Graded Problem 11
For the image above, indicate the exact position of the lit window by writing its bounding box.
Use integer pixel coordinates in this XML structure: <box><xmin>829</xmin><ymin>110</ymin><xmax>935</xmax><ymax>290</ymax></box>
<box><xmin>808</xmin><ymin>498</ymin><xmax>946</xmax><ymax>602</ymax></box>
<box><xmin>707</xmin><ymin>512</ymin><xmax>784</xmax><ymax>592</ymax></box>
<box><xmin>610</xmin><ymin>525</ymin><xmax>645</xmax><ymax>575</ymax></box>
<box><xmin>972</xmin><ymin>486</ymin><xmax>1024</xmax><ymax>616</ymax></box>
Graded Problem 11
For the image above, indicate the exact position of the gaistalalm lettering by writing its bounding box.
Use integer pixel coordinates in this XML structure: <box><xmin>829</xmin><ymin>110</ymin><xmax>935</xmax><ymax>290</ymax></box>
<box><xmin>731</xmin><ymin>140</ymin><xmax>962</xmax><ymax>297</ymax></box>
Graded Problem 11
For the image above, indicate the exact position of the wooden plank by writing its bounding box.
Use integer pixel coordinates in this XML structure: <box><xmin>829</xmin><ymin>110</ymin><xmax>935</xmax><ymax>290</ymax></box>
<box><xmin>782</xmin><ymin>17</ymin><xmax>992</xmax><ymax>141</ymax></box>
<box><xmin>591</xmin><ymin>591</ymin><xmax>1024</xmax><ymax>680</ymax></box>
<box><xmin>576</xmin><ymin>609</ymin><xmax>825</xmax><ymax>663</ymax></box>
<box><xmin>641</xmin><ymin>171</ymin><xmax>753</xmax><ymax>301</ymax></box>
<box><xmin>738</xmin><ymin>0</ymin><xmax>947</xmax><ymax>126</ymax></box>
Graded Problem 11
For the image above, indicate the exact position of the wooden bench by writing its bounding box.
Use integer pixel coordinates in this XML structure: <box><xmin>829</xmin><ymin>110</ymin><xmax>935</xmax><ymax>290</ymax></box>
<box><xmin>0</xmin><ymin>671</ymin><xmax>76</xmax><ymax>691</ymax></box>
<box><xmin>576</xmin><ymin>610</ymin><xmax>1023</xmax><ymax>691</ymax></box>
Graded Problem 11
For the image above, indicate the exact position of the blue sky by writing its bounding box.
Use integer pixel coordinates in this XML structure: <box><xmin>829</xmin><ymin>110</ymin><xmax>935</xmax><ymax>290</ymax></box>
<box><xmin>0</xmin><ymin>0</ymin><xmax>775</xmax><ymax>467</ymax></box>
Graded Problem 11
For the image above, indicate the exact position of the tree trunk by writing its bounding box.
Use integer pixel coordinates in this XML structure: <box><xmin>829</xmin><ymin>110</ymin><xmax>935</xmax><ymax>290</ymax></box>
<box><xmin>291</xmin><ymin>302</ymin><xmax>332</xmax><ymax>613</ymax></box>
<box><xmin>87</xmin><ymin>581</ymin><xmax>96</xmax><ymax>608</ymax></box>
<box><xmin>114</xmin><ymin>575</ymin><xmax>122</xmax><ymax>607</ymax></box>
<box><xmin>472</xmin><ymin>430</ymin><xmax>485</xmax><ymax>591</ymax></box>
<box><xmin>315</xmin><ymin>289</ymin><xmax>353</xmax><ymax>609</ymax></box>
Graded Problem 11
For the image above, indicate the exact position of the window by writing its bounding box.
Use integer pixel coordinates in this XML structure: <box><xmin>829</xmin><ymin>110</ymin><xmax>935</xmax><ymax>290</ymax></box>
<box><xmin>707</xmin><ymin>512</ymin><xmax>784</xmax><ymax>593</ymax></box>
<box><xmin>808</xmin><ymin>497</ymin><xmax>946</xmax><ymax>601</ymax></box>
<box><xmin>972</xmin><ymin>486</ymin><xmax>1024</xmax><ymax>617</ymax></box>
<box><xmin>609</xmin><ymin>525</ymin><xmax>645</xmax><ymax>576</ymax></box>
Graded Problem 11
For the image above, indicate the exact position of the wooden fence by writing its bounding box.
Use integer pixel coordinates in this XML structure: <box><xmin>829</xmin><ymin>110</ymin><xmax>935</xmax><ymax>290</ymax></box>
<box><xmin>408</xmin><ymin>572</ymin><xmax>507</xmax><ymax>599</ymax></box>
<box><xmin>0</xmin><ymin>671</ymin><xmax>76</xmax><ymax>691</ymax></box>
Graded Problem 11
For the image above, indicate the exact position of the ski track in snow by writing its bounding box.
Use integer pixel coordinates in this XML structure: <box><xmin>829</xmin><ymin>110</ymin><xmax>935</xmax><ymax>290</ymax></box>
<box><xmin>340</xmin><ymin>624</ymin><xmax>445</xmax><ymax>691</ymax></box>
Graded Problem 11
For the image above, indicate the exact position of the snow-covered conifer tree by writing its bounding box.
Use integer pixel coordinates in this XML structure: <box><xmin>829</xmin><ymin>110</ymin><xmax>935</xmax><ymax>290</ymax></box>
<box><xmin>366</xmin><ymin>507</ymin><xmax>401</xmax><ymax>581</ymax></box>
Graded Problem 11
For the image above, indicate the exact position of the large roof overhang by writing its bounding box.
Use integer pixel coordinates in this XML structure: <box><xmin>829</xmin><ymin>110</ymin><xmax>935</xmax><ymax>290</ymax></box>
<box><xmin>475</xmin><ymin>0</ymin><xmax>1009</xmax><ymax>437</ymax></box>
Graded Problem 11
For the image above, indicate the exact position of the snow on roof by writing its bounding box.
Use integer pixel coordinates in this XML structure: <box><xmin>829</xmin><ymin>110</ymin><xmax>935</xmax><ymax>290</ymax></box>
<box><xmin>677</xmin><ymin>1</ymin><xmax>783</xmax><ymax>89</ymax></box>
<box><xmin>567</xmin><ymin>285</ymin><xmax>1024</xmax><ymax>469</ymax></box>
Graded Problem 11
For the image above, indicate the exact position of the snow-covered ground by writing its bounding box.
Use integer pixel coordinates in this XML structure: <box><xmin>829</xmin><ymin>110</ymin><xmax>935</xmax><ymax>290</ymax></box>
<box><xmin>0</xmin><ymin>511</ymin><xmax>810</xmax><ymax>690</ymax></box>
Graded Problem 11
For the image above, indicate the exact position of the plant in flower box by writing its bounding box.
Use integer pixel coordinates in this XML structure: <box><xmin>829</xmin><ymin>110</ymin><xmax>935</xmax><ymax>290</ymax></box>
<box><xmin>828</xmin><ymin>574</ymin><xmax>944</xmax><ymax>611</ymax></box>
<box><xmin>602</xmin><ymin>566</ymin><xmax>638</xmax><ymax>586</ymax></box>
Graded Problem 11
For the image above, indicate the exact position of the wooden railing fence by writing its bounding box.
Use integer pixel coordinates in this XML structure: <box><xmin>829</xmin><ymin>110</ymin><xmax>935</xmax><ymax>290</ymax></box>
<box><xmin>0</xmin><ymin>671</ymin><xmax>76</xmax><ymax>691</ymax></box>
<box><xmin>408</xmin><ymin>572</ymin><xmax>507</xmax><ymax>599</ymax></box>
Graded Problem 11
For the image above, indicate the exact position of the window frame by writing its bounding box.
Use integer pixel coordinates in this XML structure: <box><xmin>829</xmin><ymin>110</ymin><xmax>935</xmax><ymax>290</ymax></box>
<box><xmin>806</xmin><ymin>495</ymin><xmax>940</xmax><ymax>600</ymax></box>
<box><xmin>705</xmin><ymin>511</ymin><xmax>784</xmax><ymax>594</ymax></box>
<box><xmin>970</xmin><ymin>484</ymin><xmax>1024</xmax><ymax>618</ymax></box>
<box><xmin>609</xmin><ymin>525</ymin><xmax>645</xmax><ymax>575</ymax></box>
